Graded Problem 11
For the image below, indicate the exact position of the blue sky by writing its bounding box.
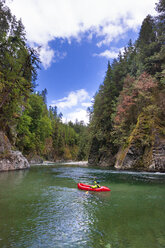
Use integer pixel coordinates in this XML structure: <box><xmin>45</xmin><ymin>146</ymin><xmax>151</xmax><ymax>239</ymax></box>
<box><xmin>8</xmin><ymin>0</ymin><xmax>158</xmax><ymax>123</ymax></box>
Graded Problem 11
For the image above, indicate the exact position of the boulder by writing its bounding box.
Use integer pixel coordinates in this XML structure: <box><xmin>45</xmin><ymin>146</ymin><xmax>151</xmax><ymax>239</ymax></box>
<box><xmin>0</xmin><ymin>131</ymin><xmax>30</xmax><ymax>172</ymax></box>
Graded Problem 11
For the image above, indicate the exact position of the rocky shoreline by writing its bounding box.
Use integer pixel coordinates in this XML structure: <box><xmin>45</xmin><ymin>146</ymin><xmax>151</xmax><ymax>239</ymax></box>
<box><xmin>0</xmin><ymin>128</ymin><xmax>164</xmax><ymax>173</ymax></box>
<box><xmin>88</xmin><ymin>116</ymin><xmax>165</xmax><ymax>172</ymax></box>
<box><xmin>0</xmin><ymin>131</ymin><xmax>30</xmax><ymax>172</ymax></box>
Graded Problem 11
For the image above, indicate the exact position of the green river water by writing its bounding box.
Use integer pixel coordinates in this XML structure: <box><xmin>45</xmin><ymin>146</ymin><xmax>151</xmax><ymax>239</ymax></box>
<box><xmin>0</xmin><ymin>164</ymin><xmax>165</xmax><ymax>248</ymax></box>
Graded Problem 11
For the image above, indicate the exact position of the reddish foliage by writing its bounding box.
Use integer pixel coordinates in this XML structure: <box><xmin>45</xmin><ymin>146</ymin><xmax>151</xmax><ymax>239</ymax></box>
<box><xmin>115</xmin><ymin>75</ymin><xmax>136</xmax><ymax>124</ymax></box>
<box><xmin>114</xmin><ymin>72</ymin><xmax>157</xmax><ymax>124</ymax></box>
<box><xmin>123</xmin><ymin>74</ymin><xmax>135</xmax><ymax>89</ymax></box>
<box><xmin>115</xmin><ymin>95</ymin><xmax>135</xmax><ymax>123</ymax></box>
<box><xmin>136</xmin><ymin>72</ymin><xmax>157</xmax><ymax>91</ymax></box>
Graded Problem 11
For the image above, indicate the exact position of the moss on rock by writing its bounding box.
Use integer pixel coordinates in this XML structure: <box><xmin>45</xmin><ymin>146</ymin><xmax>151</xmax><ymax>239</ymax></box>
<box><xmin>115</xmin><ymin>113</ymin><xmax>165</xmax><ymax>171</ymax></box>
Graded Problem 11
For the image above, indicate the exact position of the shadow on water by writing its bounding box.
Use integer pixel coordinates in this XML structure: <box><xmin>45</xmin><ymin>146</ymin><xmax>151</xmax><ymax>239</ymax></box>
<box><xmin>0</xmin><ymin>169</ymin><xmax>29</xmax><ymax>185</ymax></box>
<box><xmin>0</xmin><ymin>164</ymin><xmax>165</xmax><ymax>248</ymax></box>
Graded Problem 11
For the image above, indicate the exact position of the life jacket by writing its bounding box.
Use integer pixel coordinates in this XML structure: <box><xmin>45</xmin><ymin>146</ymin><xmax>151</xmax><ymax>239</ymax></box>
<box><xmin>90</xmin><ymin>185</ymin><xmax>98</xmax><ymax>189</ymax></box>
<box><xmin>91</xmin><ymin>182</ymin><xmax>100</xmax><ymax>188</ymax></box>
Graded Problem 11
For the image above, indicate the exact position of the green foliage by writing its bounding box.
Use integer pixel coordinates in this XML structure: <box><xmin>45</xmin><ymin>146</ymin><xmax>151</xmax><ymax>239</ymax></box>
<box><xmin>0</xmin><ymin>1</ymin><xmax>90</xmax><ymax>161</ymax></box>
<box><xmin>2</xmin><ymin>0</ymin><xmax>165</xmax><ymax>164</ymax></box>
<box><xmin>16</xmin><ymin>94</ymin><xmax>52</xmax><ymax>154</ymax></box>
<box><xmin>16</xmin><ymin>110</ymin><xmax>35</xmax><ymax>153</ymax></box>
<box><xmin>15</xmin><ymin>92</ymin><xmax>89</xmax><ymax>160</ymax></box>
<box><xmin>0</xmin><ymin>1</ymin><xmax>40</xmax><ymax>133</ymax></box>
<box><xmin>155</xmin><ymin>0</ymin><xmax>165</xmax><ymax>40</ymax></box>
<box><xmin>88</xmin><ymin>0</ymin><xmax>165</xmax><ymax>165</ymax></box>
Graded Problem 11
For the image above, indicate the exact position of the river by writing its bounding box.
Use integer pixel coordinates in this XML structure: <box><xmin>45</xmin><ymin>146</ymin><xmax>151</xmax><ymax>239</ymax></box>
<box><xmin>0</xmin><ymin>164</ymin><xmax>165</xmax><ymax>248</ymax></box>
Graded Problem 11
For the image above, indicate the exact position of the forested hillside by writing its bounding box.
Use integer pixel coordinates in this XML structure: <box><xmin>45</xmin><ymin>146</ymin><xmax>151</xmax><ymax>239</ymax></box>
<box><xmin>16</xmin><ymin>91</ymin><xmax>89</xmax><ymax>161</ymax></box>
<box><xmin>0</xmin><ymin>0</ymin><xmax>165</xmax><ymax>169</ymax></box>
<box><xmin>88</xmin><ymin>0</ymin><xmax>165</xmax><ymax>170</ymax></box>
<box><xmin>0</xmin><ymin>0</ymin><xmax>89</xmax><ymax>162</ymax></box>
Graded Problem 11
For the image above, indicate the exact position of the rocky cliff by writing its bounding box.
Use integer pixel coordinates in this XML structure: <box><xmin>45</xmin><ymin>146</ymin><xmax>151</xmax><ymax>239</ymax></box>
<box><xmin>88</xmin><ymin>114</ymin><xmax>165</xmax><ymax>172</ymax></box>
<box><xmin>0</xmin><ymin>131</ymin><xmax>30</xmax><ymax>172</ymax></box>
<box><xmin>115</xmin><ymin>114</ymin><xmax>165</xmax><ymax>171</ymax></box>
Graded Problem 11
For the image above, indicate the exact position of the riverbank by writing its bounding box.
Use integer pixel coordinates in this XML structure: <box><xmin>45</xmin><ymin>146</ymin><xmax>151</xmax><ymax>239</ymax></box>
<box><xmin>30</xmin><ymin>160</ymin><xmax>88</xmax><ymax>166</ymax></box>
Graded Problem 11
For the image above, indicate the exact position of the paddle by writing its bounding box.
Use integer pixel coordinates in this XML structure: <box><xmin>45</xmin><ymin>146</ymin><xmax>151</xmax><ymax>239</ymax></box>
<box><xmin>86</xmin><ymin>178</ymin><xmax>94</xmax><ymax>194</ymax></box>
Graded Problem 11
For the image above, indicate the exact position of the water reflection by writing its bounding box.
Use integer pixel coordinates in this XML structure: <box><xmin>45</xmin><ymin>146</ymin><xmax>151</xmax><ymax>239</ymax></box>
<box><xmin>51</xmin><ymin>165</ymin><xmax>165</xmax><ymax>185</ymax></box>
<box><xmin>28</xmin><ymin>187</ymin><xmax>102</xmax><ymax>247</ymax></box>
<box><xmin>0</xmin><ymin>165</ymin><xmax>164</xmax><ymax>248</ymax></box>
<box><xmin>0</xmin><ymin>169</ymin><xmax>29</xmax><ymax>185</ymax></box>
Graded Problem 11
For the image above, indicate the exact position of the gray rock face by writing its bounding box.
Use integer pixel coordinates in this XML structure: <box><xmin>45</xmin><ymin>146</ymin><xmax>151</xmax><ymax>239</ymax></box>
<box><xmin>0</xmin><ymin>150</ymin><xmax>30</xmax><ymax>171</ymax></box>
<box><xmin>115</xmin><ymin>133</ymin><xmax>165</xmax><ymax>172</ymax></box>
<box><xmin>0</xmin><ymin>131</ymin><xmax>30</xmax><ymax>172</ymax></box>
<box><xmin>115</xmin><ymin>145</ymin><xmax>144</xmax><ymax>169</ymax></box>
<box><xmin>150</xmin><ymin>134</ymin><xmax>165</xmax><ymax>171</ymax></box>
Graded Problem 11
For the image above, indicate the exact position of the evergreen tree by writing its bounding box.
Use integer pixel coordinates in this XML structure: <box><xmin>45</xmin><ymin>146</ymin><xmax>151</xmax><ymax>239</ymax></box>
<box><xmin>136</xmin><ymin>15</ymin><xmax>159</xmax><ymax>75</ymax></box>
<box><xmin>137</xmin><ymin>15</ymin><xmax>156</xmax><ymax>48</ymax></box>
<box><xmin>88</xmin><ymin>0</ymin><xmax>165</xmax><ymax>165</ymax></box>
<box><xmin>154</xmin><ymin>0</ymin><xmax>165</xmax><ymax>84</ymax></box>
<box><xmin>16</xmin><ymin>93</ymin><xmax>52</xmax><ymax>155</ymax></box>
<box><xmin>88</xmin><ymin>61</ymin><xmax>120</xmax><ymax>163</ymax></box>
<box><xmin>155</xmin><ymin>0</ymin><xmax>165</xmax><ymax>41</ymax></box>
<box><xmin>0</xmin><ymin>1</ymin><xmax>40</xmax><ymax>136</ymax></box>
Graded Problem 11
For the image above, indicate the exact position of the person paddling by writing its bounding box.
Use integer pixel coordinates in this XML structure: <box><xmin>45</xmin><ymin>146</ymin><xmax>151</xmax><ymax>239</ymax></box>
<box><xmin>90</xmin><ymin>180</ymin><xmax>101</xmax><ymax>189</ymax></box>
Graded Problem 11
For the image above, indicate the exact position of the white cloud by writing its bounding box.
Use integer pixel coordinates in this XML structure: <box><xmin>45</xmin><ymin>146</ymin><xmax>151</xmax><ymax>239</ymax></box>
<box><xmin>94</xmin><ymin>47</ymin><xmax>125</xmax><ymax>59</ymax></box>
<box><xmin>62</xmin><ymin>109</ymin><xmax>89</xmax><ymax>124</ymax></box>
<box><xmin>51</xmin><ymin>89</ymin><xmax>92</xmax><ymax>123</ymax></box>
<box><xmin>29</xmin><ymin>44</ymin><xmax>67</xmax><ymax>69</ymax></box>
<box><xmin>8</xmin><ymin>0</ymin><xmax>157</xmax><ymax>67</ymax></box>
<box><xmin>81</xmin><ymin>102</ymin><xmax>93</xmax><ymax>108</ymax></box>
<box><xmin>96</xmin><ymin>24</ymin><xmax>127</xmax><ymax>47</ymax></box>
<box><xmin>39</xmin><ymin>45</ymin><xmax>55</xmax><ymax>69</ymax></box>
<box><xmin>51</xmin><ymin>89</ymin><xmax>90</xmax><ymax>109</ymax></box>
